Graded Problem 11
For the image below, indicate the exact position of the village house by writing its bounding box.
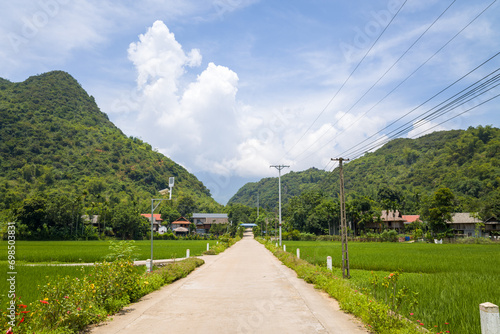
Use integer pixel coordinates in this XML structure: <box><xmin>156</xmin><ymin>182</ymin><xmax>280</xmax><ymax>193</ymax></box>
<box><xmin>367</xmin><ymin>210</ymin><xmax>406</xmax><ymax>232</ymax></box>
<box><xmin>484</xmin><ymin>217</ymin><xmax>500</xmax><ymax>237</ymax></box>
<box><xmin>191</xmin><ymin>213</ymin><xmax>229</xmax><ymax>234</ymax></box>
<box><xmin>446</xmin><ymin>213</ymin><xmax>483</xmax><ymax>237</ymax></box>
<box><xmin>140</xmin><ymin>213</ymin><xmax>162</xmax><ymax>232</ymax></box>
<box><xmin>171</xmin><ymin>217</ymin><xmax>190</xmax><ymax>234</ymax></box>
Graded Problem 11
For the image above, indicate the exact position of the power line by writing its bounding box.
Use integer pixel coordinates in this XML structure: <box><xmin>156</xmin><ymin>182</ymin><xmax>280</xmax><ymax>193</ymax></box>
<box><xmin>289</xmin><ymin>0</ymin><xmax>458</xmax><ymax>162</ymax></box>
<box><xmin>294</xmin><ymin>1</ymin><xmax>498</xmax><ymax>164</ymax></box>
<box><xmin>337</xmin><ymin>51</ymin><xmax>500</xmax><ymax>158</ymax></box>
<box><xmin>345</xmin><ymin>71</ymin><xmax>500</xmax><ymax>158</ymax></box>
<box><xmin>279</xmin><ymin>0</ymin><xmax>409</xmax><ymax>162</ymax></box>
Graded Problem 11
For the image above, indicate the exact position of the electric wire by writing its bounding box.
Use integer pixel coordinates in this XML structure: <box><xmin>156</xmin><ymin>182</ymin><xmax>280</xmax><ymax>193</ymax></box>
<box><xmin>278</xmin><ymin>0</ymin><xmax>409</xmax><ymax>163</ymax></box>
<box><xmin>293</xmin><ymin>0</ymin><xmax>497</xmax><ymax>165</ymax></box>
<box><xmin>345</xmin><ymin>71</ymin><xmax>500</xmax><ymax>157</ymax></box>
<box><xmin>288</xmin><ymin>0</ymin><xmax>457</xmax><ymax>162</ymax></box>
<box><xmin>336</xmin><ymin>51</ymin><xmax>500</xmax><ymax>158</ymax></box>
<box><xmin>345</xmin><ymin>72</ymin><xmax>500</xmax><ymax>158</ymax></box>
<box><xmin>347</xmin><ymin>74</ymin><xmax>500</xmax><ymax>158</ymax></box>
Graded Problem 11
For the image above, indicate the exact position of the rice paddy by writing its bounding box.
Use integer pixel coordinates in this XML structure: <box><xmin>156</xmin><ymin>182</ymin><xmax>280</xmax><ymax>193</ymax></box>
<box><xmin>0</xmin><ymin>239</ymin><xmax>217</xmax><ymax>309</ymax></box>
<box><xmin>281</xmin><ymin>241</ymin><xmax>500</xmax><ymax>333</ymax></box>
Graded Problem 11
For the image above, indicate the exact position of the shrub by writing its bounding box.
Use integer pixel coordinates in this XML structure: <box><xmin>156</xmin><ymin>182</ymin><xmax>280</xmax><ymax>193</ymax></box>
<box><xmin>1</xmin><ymin>258</ymin><xmax>204</xmax><ymax>333</ymax></box>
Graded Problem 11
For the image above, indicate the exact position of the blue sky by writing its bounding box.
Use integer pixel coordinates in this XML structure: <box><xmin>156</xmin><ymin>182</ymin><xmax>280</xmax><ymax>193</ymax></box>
<box><xmin>1</xmin><ymin>0</ymin><xmax>499</xmax><ymax>204</ymax></box>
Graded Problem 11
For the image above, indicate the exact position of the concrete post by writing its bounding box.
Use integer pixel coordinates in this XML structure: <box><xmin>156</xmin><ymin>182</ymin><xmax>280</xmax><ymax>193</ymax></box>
<box><xmin>146</xmin><ymin>259</ymin><xmax>151</xmax><ymax>272</ymax></box>
<box><xmin>296</xmin><ymin>248</ymin><xmax>300</xmax><ymax>259</ymax></box>
<box><xmin>276</xmin><ymin>242</ymin><xmax>278</xmax><ymax>247</ymax></box>
<box><xmin>186</xmin><ymin>249</ymin><xmax>190</xmax><ymax>258</ymax></box>
<box><xmin>480</xmin><ymin>302</ymin><xmax>500</xmax><ymax>334</ymax></box>
<box><xmin>327</xmin><ymin>256</ymin><xmax>332</xmax><ymax>271</ymax></box>
<box><xmin>207</xmin><ymin>243</ymin><xmax>210</xmax><ymax>251</ymax></box>
<box><xmin>283</xmin><ymin>245</ymin><xmax>286</xmax><ymax>252</ymax></box>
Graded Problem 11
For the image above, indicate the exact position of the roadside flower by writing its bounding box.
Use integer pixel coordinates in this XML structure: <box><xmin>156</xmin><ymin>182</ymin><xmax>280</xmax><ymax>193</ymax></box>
<box><xmin>6</xmin><ymin>327</ymin><xmax>13</xmax><ymax>334</ymax></box>
<box><xmin>410</xmin><ymin>313</ymin><xmax>414</xmax><ymax>316</ymax></box>
<box><xmin>40</xmin><ymin>300</ymin><xmax>49</xmax><ymax>304</ymax></box>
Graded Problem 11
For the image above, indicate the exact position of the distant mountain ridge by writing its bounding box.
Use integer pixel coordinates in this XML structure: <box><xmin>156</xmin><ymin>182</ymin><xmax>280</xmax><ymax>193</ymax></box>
<box><xmin>0</xmin><ymin>71</ymin><xmax>218</xmax><ymax>216</ymax></box>
<box><xmin>228</xmin><ymin>126</ymin><xmax>500</xmax><ymax>213</ymax></box>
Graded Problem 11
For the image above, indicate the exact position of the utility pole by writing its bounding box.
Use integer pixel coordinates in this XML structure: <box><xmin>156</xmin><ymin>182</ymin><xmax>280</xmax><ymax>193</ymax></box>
<box><xmin>332</xmin><ymin>158</ymin><xmax>350</xmax><ymax>279</ymax></box>
<box><xmin>270</xmin><ymin>165</ymin><xmax>289</xmax><ymax>246</ymax></box>
<box><xmin>257</xmin><ymin>192</ymin><xmax>259</xmax><ymax>218</ymax></box>
<box><xmin>257</xmin><ymin>193</ymin><xmax>262</xmax><ymax>236</ymax></box>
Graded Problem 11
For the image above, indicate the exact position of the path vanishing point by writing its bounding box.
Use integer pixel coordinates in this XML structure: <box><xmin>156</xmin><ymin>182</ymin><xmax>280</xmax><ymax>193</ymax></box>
<box><xmin>89</xmin><ymin>231</ymin><xmax>368</xmax><ymax>334</ymax></box>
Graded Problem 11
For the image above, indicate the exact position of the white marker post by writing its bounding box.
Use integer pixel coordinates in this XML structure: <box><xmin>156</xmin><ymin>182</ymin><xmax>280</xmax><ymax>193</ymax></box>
<box><xmin>296</xmin><ymin>248</ymin><xmax>300</xmax><ymax>259</ymax></box>
<box><xmin>480</xmin><ymin>302</ymin><xmax>500</xmax><ymax>334</ymax></box>
<box><xmin>327</xmin><ymin>256</ymin><xmax>332</xmax><ymax>271</ymax></box>
<box><xmin>207</xmin><ymin>243</ymin><xmax>210</xmax><ymax>251</ymax></box>
<box><xmin>283</xmin><ymin>245</ymin><xmax>286</xmax><ymax>252</ymax></box>
<box><xmin>186</xmin><ymin>249</ymin><xmax>190</xmax><ymax>258</ymax></box>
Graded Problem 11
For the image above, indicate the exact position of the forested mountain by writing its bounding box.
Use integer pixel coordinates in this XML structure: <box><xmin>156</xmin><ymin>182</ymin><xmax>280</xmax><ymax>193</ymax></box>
<box><xmin>229</xmin><ymin>126</ymin><xmax>500</xmax><ymax>216</ymax></box>
<box><xmin>0</xmin><ymin>71</ymin><xmax>221</xmax><ymax>239</ymax></box>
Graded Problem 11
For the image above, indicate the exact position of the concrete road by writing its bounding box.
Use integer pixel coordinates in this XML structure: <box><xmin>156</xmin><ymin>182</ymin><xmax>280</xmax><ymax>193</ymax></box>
<box><xmin>88</xmin><ymin>231</ymin><xmax>368</xmax><ymax>334</ymax></box>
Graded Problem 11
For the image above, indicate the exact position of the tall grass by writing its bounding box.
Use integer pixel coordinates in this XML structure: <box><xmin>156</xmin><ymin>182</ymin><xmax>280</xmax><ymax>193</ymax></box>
<box><xmin>281</xmin><ymin>241</ymin><xmax>500</xmax><ymax>333</ymax></box>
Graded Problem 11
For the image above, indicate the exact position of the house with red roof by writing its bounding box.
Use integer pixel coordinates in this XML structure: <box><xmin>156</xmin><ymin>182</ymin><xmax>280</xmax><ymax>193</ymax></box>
<box><xmin>140</xmin><ymin>213</ymin><xmax>162</xmax><ymax>232</ymax></box>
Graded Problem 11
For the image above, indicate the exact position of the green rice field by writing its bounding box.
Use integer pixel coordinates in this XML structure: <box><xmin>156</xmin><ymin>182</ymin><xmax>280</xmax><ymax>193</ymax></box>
<box><xmin>0</xmin><ymin>240</ymin><xmax>216</xmax><ymax>309</ymax></box>
<box><xmin>0</xmin><ymin>239</ymin><xmax>217</xmax><ymax>263</ymax></box>
<box><xmin>281</xmin><ymin>241</ymin><xmax>500</xmax><ymax>333</ymax></box>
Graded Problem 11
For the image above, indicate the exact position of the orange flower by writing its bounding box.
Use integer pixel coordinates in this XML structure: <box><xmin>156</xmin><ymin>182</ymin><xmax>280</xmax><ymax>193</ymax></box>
<box><xmin>40</xmin><ymin>300</ymin><xmax>49</xmax><ymax>304</ymax></box>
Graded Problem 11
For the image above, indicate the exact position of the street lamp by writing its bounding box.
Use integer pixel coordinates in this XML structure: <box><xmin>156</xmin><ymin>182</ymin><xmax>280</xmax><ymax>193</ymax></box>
<box><xmin>149</xmin><ymin>177</ymin><xmax>174</xmax><ymax>272</ymax></box>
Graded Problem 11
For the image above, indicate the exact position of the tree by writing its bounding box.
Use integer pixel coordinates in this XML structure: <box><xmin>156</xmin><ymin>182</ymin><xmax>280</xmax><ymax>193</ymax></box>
<box><xmin>426</xmin><ymin>188</ymin><xmax>455</xmax><ymax>235</ymax></box>
<box><xmin>176</xmin><ymin>194</ymin><xmax>196</xmax><ymax>217</ymax></box>
<box><xmin>111</xmin><ymin>203</ymin><xmax>147</xmax><ymax>239</ymax></box>
<box><xmin>314</xmin><ymin>198</ymin><xmax>339</xmax><ymax>235</ymax></box>
<box><xmin>17</xmin><ymin>193</ymin><xmax>48</xmax><ymax>232</ymax></box>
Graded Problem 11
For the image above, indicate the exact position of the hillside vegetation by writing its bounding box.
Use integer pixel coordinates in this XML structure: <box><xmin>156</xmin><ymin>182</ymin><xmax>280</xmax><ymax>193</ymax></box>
<box><xmin>229</xmin><ymin>126</ymin><xmax>500</xmax><ymax>216</ymax></box>
<box><xmin>0</xmin><ymin>71</ymin><xmax>221</xmax><ymax>239</ymax></box>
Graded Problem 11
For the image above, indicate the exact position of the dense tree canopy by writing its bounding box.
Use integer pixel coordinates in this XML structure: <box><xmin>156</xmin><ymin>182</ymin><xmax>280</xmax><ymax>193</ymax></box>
<box><xmin>0</xmin><ymin>71</ymin><xmax>222</xmax><ymax>239</ymax></box>
<box><xmin>230</xmin><ymin>126</ymin><xmax>500</xmax><ymax>220</ymax></box>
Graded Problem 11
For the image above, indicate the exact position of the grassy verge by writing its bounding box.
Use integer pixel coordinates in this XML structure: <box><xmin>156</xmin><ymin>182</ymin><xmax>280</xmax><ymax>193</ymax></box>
<box><xmin>202</xmin><ymin>235</ymin><xmax>241</xmax><ymax>255</ymax></box>
<box><xmin>260</xmin><ymin>239</ymin><xmax>424</xmax><ymax>334</ymax></box>
<box><xmin>1</xmin><ymin>258</ymin><xmax>203</xmax><ymax>334</ymax></box>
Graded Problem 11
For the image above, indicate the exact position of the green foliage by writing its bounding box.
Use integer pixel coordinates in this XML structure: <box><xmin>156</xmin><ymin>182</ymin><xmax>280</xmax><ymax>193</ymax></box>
<box><xmin>0</xmin><ymin>258</ymin><xmax>203</xmax><ymax>333</ymax></box>
<box><xmin>0</xmin><ymin>71</ymin><xmax>222</xmax><ymax>239</ymax></box>
<box><xmin>230</xmin><ymin>126</ymin><xmax>500</xmax><ymax>219</ymax></box>
<box><xmin>105</xmin><ymin>240</ymin><xmax>139</xmax><ymax>261</ymax></box>
<box><xmin>202</xmin><ymin>235</ymin><xmax>240</xmax><ymax>255</ymax></box>
<box><xmin>423</xmin><ymin>188</ymin><xmax>455</xmax><ymax>235</ymax></box>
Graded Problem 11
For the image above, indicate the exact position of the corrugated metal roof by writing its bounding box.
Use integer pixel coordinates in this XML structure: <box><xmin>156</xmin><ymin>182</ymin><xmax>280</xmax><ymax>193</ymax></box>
<box><xmin>192</xmin><ymin>213</ymin><xmax>228</xmax><ymax>219</ymax></box>
<box><xmin>449</xmin><ymin>213</ymin><xmax>482</xmax><ymax>224</ymax></box>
